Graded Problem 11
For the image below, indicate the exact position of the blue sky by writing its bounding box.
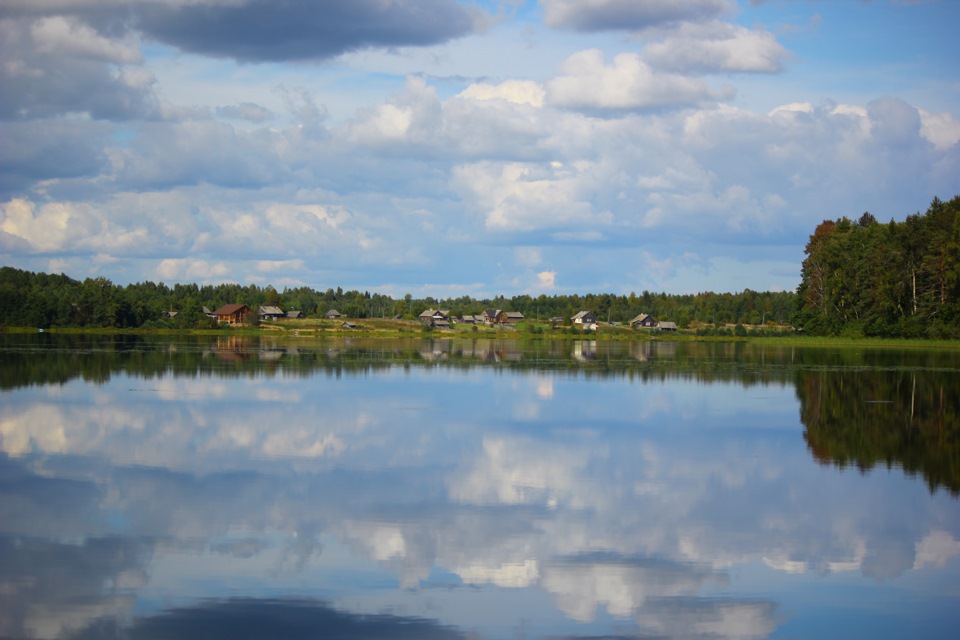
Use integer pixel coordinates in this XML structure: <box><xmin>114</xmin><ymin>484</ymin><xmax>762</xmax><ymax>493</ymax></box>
<box><xmin>1</xmin><ymin>0</ymin><xmax>958</xmax><ymax>297</ymax></box>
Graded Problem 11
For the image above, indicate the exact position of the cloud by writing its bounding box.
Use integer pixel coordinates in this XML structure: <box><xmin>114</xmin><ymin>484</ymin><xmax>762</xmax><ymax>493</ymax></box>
<box><xmin>341</xmin><ymin>77</ymin><xmax>441</xmax><ymax>148</ymax></box>
<box><xmin>0</xmin><ymin>120</ymin><xmax>111</xmax><ymax>195</ymax></box>
<box><xmin>0</xmin><ymin>198</ymin><xmax>143</xmax><ymax>254</ymax></box>
<box><xmin>255</xmin><ymin>258</ymin><xmax>305</xmax><ymax>273</ymax></box>
<box><xmin>457</xmin><ymin>80</ymin><xmax>545</xmax><ymax>107</ymax></box>
<box><xmin>31</xmin><ymin>15</ymin><xmax>141</xmax><ymax>64</ymax></box>
<box><xmin>0</xmin><ymin>0</ymin><xmax>955</xmax><ymax>298</ymax></box>
<box><xmin>216</xmin><ymin>102</ymin><xmax>274</xmax><ymax>123</ymax></box>
<box><xmin>536</xmin><ymin>270</ymin><xmax>557</xmax><ymax>290</ymax></box>
<box><xmin>450</xmin><ymin>160</ymin><xmax>609</xmax><ymax>232</ymax></box>
<box><xmin>541</xmin><ymin>0</ymin><xmax>732</xmax><ymax>32</ymax></box>
<box><xmin>114</xmin><ymin>120</ymin><xmax>283</xmax><ymax>190</ymax></box>
<box><xmin>867</xmin><ymin>96</ymin><xmax>925</xmax><ymax>150</ymax></box>
<box><xmin>0</xmin><ymin>16</ymin><xmax>158</xmax><ymax>121</ymax></box>
<box><xmin>135</xmin><ymin>0</ymin><xmax>483</xmax><ymax>63</ymax></box>
<box><xmin>918</xmin><ymin>108</ymin><xmax>960</xmax><ymax>150</ymax></box>
<box><xmin>156</xmin><ymin>258</ymin><xmax>230</xmax><ymax>281</ymax></box>
<box><xmin>642</xmin><ymin>21</ymin><xmax>789</xmax><ymax>74</ymax></box>
<box><xmin>545</xmin><ymin>50</ymin><xmax>723</xmax><ymax>111</ymax></box>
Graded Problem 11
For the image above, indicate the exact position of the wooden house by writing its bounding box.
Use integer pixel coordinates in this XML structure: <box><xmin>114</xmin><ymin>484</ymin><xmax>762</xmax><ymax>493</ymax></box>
<box><xmin>496</xmin><ymin>311</ymin><xmax>525</xmax><ymax>324</ymax></box>
<box><xmin>212</xmin><ymin>303</ymin><xmax>251</xmax><ymax>326</ymax></box>
<box><xmin>258</xmin><ymin>305</ymin><xmax>285</xmax><ymax>321</ymax></box>
<box><xmin>629</xmin><ymin>313</ymin><xmax>656</xmax><ymax>328</ymax></box>
<box><xmin>571</xmin><ymin>310</ymin><xmax>597</xmax><ymax>324</ymax></box>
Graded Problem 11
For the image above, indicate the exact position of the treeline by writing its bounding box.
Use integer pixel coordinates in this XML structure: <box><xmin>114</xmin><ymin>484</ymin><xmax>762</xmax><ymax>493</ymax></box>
<box><xmin>0</xmin><ymin>265</ymin><xmax>796</xmax><ymax>330</ymax></box>
<box><xmin>795</xmin><ymin>195</ymin><xmax>960</xmax><ymax>338</ymax></box>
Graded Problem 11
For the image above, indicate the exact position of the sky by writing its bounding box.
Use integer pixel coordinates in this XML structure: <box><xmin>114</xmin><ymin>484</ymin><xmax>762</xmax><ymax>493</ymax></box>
<box><xmin>1</xmin><ymin>0</ymin><xmax>958</xmax><ymax>298</ymax></box>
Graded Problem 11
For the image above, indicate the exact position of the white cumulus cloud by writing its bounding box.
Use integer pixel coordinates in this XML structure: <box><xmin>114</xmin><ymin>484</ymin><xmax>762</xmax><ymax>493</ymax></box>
<box><xmin>642</xmin><ymin>21</ymin><xmax>788</xmax><ymax>74</ymax></box>
<box><xmin>546</xmin><ymin>49</ymin><xmax>721</xmax><ymax>111</ymax></box>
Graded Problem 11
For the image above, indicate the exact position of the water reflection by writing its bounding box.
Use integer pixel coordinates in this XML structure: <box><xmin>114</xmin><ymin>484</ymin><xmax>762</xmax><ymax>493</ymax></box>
<box><xmin>797</xmin><ymin>369</ymin><xmax>960</xmax><ymax>494</ymax></box>
<box><xmin>1</xmin><ymin>335</ymin><xmax>958</xmax><ymax>639</ymax></box>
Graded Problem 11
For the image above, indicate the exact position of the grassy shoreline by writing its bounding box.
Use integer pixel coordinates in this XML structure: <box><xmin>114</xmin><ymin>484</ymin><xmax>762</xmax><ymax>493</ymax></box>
<box><xmin>3</xmin><ymin>322</ymin><xmax>959</xmax><ymax>350</ymax></box>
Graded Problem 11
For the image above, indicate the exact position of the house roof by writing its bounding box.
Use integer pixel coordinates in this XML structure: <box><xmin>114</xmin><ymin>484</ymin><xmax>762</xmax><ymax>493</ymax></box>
<box><xmin>259</xmin><ymin>305</ymin><xmax>284</xmax><ymax>315</ymax></box>
<box><xmin>504</xmin><ymin>311</ymin><xmax>524</xmax><ymax>319</ymax></box>
<box><xmin>657</xmin><ymin>321</ymin><xmax>678</xmax><ymax>330</ymax></box>
<box><xmin>571</xmin><ymin>310</ymin><xmax>594</xmax><ymax>320</ymax></box>
<box><xmin>286</xmin><ymin>310</ymin><xmax>303</xmax><ymax>318</ymax></box>
<box><xmin>629</xmin><ymin>313</ymin><xmax>652</xmax><ymax>324</ymax></box>
<box><xmin>419</xmin><ymin>308</ymin><xmax>438</xmax><ymax>318</ymax></box>
<box><xmin>213</xmin><ymin>303</ymin><xmax>249</xmax><ymax>316</ymax></box>
<box><xmin>325</xmin><ymin>309</ymin><xmax>341</xmax><ymax>317</ymax></box>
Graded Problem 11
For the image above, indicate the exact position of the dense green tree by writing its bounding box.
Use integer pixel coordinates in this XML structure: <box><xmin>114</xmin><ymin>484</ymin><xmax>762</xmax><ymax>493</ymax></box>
<box><xmin>795</xmin><ymin>195</ymin><xmax>960</xmax><ymax>337</ymax></box>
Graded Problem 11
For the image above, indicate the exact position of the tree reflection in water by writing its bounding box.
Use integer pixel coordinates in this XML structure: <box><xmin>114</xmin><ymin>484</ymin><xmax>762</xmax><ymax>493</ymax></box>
<box><xmin>798</xmin><ymin>368</ymin><xmax>960</xmax><ymax>495</ymax></box>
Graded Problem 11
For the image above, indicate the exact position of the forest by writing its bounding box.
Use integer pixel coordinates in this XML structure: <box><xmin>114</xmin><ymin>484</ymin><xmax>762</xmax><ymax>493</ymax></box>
<box><xmin>795</xmin><ymin>195</ymin><xmax>960</xmax><ymax>338</ymax></box>
<box><xmin>0</xmin><ymin>267</ymin><xmax>795</xmax><ymax>331</ymax></box>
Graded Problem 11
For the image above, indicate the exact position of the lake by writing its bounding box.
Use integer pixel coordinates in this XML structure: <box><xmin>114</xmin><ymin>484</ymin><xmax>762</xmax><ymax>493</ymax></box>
<box><xmin>1</xmin><ymin>334</ymin><xmax>958</xmax><ymax>639</ymax></box>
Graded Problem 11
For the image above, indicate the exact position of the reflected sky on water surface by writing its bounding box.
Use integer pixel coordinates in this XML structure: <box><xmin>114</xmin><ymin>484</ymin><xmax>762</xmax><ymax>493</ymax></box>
<box><xmin>1</xmin><ymin>336</ymin><xmax>958</xmax><ymax>639</ymax></box>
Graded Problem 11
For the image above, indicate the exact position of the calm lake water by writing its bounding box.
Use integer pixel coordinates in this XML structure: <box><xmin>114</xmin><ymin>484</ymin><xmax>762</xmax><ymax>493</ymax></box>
<box><xmin>1</xmin><ymin>334</ymin><xmax>958</xmax><ymax>639</ymax></box>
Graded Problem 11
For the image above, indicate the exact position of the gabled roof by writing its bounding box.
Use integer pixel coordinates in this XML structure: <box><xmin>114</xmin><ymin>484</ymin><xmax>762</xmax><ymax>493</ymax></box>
<box><xmin>286</xmin><ymin>310</ymin><xmax>303</xmax><ymax>318</ymax></box>
<box><xmin>657</xmin><ymin>321</ymin><xmax>678</xmax><ymax>330</ymax></box>
<box><xmin>325</xmin><ymin>309</ymin><xmax>342</xmax><ymax>317</ymax></box>
<box><xmin>629</xmin><ymin>313</ymin><xmax>652</xmax><ymax>324</ymax></box>
<box><xmin>571</xmin><ymin>310</ymin><xmax>594</xmax><ymax>320</ymax></box>
<box><xmin>504</xmin><ymin>311</ymin><xmax>524</xmax><ymax>319</ymax></box>
<box><xmin>259</xmin><ymin>305</ymin><xmax>284</xmax><ymax>316</ymax></box>
<box><xmin>213</xmin><ymin>303</ymin><xmax>250</xmax><ymax>316</ymax></box>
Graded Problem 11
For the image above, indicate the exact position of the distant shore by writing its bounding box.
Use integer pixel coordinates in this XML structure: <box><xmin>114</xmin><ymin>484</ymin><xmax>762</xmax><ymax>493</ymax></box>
<box><xmin>4</xmin><ymin>321</ymin><xmax>960</xmax><ymax>350</ymax></box>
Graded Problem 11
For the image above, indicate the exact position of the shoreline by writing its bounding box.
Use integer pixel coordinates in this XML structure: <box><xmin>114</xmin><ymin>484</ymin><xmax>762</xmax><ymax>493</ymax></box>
<box><xmin>3</xmin><ymin>323</ymin><xmax>960</xmax><ymax>350</ymax></box>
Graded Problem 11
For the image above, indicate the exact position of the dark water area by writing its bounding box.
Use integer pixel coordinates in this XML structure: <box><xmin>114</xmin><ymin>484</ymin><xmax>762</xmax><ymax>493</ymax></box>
<box><xmin>1</xmin><ymin>334</ymin><xmax>958</xmax><ymax>639</ymax></box>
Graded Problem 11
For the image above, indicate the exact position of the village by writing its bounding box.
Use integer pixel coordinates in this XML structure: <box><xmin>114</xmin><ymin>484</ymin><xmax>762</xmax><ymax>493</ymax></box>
<box><xmin>201</xmin><ymin>303</ymin><xmax>679</xmax><ymax>333</ymax></box>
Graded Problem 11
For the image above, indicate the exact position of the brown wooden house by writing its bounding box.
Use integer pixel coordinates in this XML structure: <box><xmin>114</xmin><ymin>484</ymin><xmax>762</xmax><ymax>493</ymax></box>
<box><xmin>212</xmin><ymin>303</ymin><xmax>251</xmax><ymax>326</ymax></box>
